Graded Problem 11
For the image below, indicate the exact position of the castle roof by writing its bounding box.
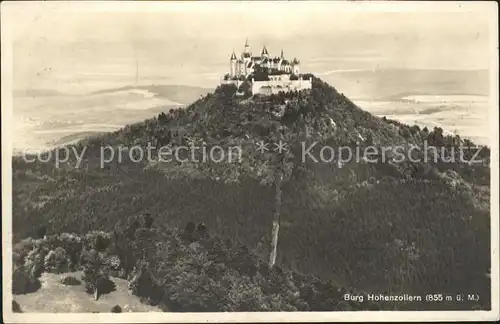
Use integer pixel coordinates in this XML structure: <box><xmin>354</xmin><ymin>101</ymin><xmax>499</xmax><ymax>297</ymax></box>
<box><xmin>261</xmin><ymin>46</ymin><xmax>269</xmax><ymax>56</ymax></box>
<box><xmin>292</xmin><ymin>58</ymin><xmax>300</xmax><ymax>64</ymax></box>
<box><xmin>261</xmin><ymin>58</ymin><xmax>269</xmax><ymax>64</ymax></box>
<box><xmin>230</xmin><ymin>52</ymin><xmax>237</xmax><ymax>60</ymax></box>
<box><xmin>242</xmin><ymin>52</ymin><xmax>251</xmax><ymax>58</ymax></box>
<box><xmin>281</xmin><ymin>60</ymin><xmax>290</xmax><ymax>65</ymax></box>
<box><xmin>272</xmin><ymin>58</ymin><xmax>281</xmax><ymax>63</ymax></box>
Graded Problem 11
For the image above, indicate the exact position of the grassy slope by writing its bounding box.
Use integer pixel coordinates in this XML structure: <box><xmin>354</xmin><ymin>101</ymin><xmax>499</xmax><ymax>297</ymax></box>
<box><xmin>13</xmin><ymin>271</ymin><xmax>162</xmax><ymax>313</ymax></box>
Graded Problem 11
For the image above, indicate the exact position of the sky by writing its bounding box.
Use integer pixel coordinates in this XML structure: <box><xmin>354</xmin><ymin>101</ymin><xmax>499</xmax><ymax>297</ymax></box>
<box><xmin>4</xmin><ymin>1</ymin><xmax>495</xmax><ymax>92</ymax></box>
<box><xmin>7</xmin><ymin>2</ymin><xmax>491</xmax><ymax>41</ymax></box>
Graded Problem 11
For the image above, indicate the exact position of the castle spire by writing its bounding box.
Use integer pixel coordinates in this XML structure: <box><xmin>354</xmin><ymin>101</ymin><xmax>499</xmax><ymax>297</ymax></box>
<box><xmin>280</xmin><ymin>49</ymin><xmax>284</xmax><ymax>59</ymax></box>
<box><xmin>244</xmin><ymin>37</ymin><xmax>250</xmax><ymax>53</ymax></box>
<box><xmin>261</xmin><ymin>45</ymin><xmax>269</xmax><ymax>57</ymax></box>
<box><xmin>230</xmin><ymin>49</ymin><xmax>237</xmax><ymax>60</ymax></box>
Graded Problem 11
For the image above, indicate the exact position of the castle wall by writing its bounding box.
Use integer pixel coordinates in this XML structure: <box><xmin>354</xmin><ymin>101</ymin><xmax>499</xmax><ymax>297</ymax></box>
<box><xmin>252</xmin><ymin>78</ymin><xmax>312</xmax><ymax>95</ymax></box>
<box><xmin>230</xmin><ymin>61</ymin><xmax>236</xmax><ymax>77</ymax></box>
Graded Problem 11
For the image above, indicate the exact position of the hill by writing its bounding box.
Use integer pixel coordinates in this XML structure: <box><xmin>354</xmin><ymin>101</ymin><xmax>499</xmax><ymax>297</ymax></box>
<box><xmin>12</xmin><ymin>76</ymin><xmax>491</xmax><ymax>310</ymax></box>
<box><xmin>89</xmin><ymin>84</ymin><xmax>211</xmax><ymax>105</ymax></box>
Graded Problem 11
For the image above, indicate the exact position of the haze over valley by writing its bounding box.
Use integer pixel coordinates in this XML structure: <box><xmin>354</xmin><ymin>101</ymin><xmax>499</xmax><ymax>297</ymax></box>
<box><xmin>11</xmin><ymin>10</ymin><xmax>491</xmax><ymax>151</ymax></box>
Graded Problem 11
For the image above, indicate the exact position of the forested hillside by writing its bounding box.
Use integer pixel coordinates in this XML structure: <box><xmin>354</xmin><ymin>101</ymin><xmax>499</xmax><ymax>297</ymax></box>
<box><xmin>12</xmin><ymin>76</ymin><xmax>491</xmax><ymax>310</ymax></box>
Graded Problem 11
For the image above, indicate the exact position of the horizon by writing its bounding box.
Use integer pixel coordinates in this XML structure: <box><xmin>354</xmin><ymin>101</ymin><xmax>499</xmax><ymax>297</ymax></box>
<box><xmin>4</xmin><ymin>1</ymin><xmax>494</xmax><ymax>149</ymax></box>
<box><xmin>10</xmin><ymin>3</ymin><xmax>491</xmax><ymax>94</ymax></box>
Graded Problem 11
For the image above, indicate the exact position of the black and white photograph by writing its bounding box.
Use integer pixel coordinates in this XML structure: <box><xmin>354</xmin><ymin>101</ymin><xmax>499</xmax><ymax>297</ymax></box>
<box><xmin>1</xmin><ymin>1</ymin><xmax>499</xmax><ymax>322</ymax></box>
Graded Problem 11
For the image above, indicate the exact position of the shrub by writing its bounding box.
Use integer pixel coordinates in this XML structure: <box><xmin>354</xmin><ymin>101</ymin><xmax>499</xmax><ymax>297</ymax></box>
<box><xmin>103</xmin><ymin>255</ymin><xmax>121</xmax><ymax>271</ymax></box>
<box><xmin>59</xmin><ymin>233</ymin><xmax>83</xmax><ymax>269</ymax></box>
<box><xmin>82</xmin><ymin>261</ymin><xmax>115</xmax><ymax>299</ymax></box>
<box><xmin>12</xmin><ymin>266</ymin><xmax>41</xmax><ymax>294</ymax></box>
<box><xmin>44</xmin><ymin>247</ymin><xmax>68</xmax><ymax>273</ymax></box>
<box><xmin>215</xmin><ymin>84</ymin><xmax>237</xmax><ymax>97</ymax></box>
<box><xmin>125</xmin><ymin>220</ymin><xmax>140</xmax><ymax>240</ymax></box>
<box><xmin>61</xmin><ymin>275</ymin><xmax>81</xmax><ymax>286</ymax></box>
<box><xmin>85</xmin><ymin>231</ymin><xmax>112</xmax><ymax>252</ymax></box>
<box><xmin>24</xmin><ymin>247</ymin><xmax>46</xmax><ymax>278</ymax></box>
<box><xmin>79</xmin><ymin>249</ymin><xmax>99</xmax><ymax>266</ymax></box>
<box><xmin>128</xmin><ymin>262</ymin><xmax>155</xmax><ymax>297</ymax></box>
<box><xmin>238</xmin><ymin>81</ymin><xmax>252</xmax><ymax>98</ymax></box>
<box><xmin>141</xmin><ymin>213</ymin><xmax>154</xmax><ymax>229</ymax></box>
<box><xmin>35</xmin><ymin>225</ymin><xmax>47</xmax><ymax>239</ymax></box>
<box><xmin>13</xmin><ymin>238</ymin><xmax>36</xmax><ymax>264</ymax></box>
<box><xmin>110</xmin><ymin>305</ymin><xmax>122</xmax><ymax>313</ymax></box>
<box><xmin>12</xmin><ymin>251</ymin><xmax>23</xmax><ymax>267</ymax></box>
<box><xmin>12</xmin><ymin>300</ymin><xmax>22</xmax><ymax>313</ymax></box>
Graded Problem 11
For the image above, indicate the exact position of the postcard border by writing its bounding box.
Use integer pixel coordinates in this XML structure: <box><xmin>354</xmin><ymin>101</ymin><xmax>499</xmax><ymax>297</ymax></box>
<box><xmin>2</xmin><ymin>1</ymin><xmax>499</xmax><ymax>322</ymax></box>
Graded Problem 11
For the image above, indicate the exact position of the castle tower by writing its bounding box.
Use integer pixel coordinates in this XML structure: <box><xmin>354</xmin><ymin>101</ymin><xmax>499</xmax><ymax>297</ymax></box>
<box><xmin>230</xmin><ymin>51</ymin><xmax>237</xmax><ymax>77</ymax></box>
<box><xmin>292</xmin><ymin>57</ymin><xmax>300</xmax><ymax>74</ymax></box>
<box><xmin>261</xmin><ymin>45</ymin><xmax>269</xmax><ymax>59</ymax></box>
<box><xmin>244</xmin><ymin>37</ymin><xmax>250</xmax><ymax>54</ymax></box>
<box><xmin>242</xmin><ymin>38</ymin><xmax>252</xmax><ymax>73</ymax></box>
<box><xmin>237</xmin><ymin>59</ymin><xmax>244</xmax><ymax>76</ymax></box>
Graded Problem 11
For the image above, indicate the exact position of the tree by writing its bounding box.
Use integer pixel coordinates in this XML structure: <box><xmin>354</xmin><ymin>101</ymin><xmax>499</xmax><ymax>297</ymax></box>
<box><xmin>24</xmin><ymin>247</ymin><xmax>46</xmax><ymax>278</ymax></box>
<box><xmin>182</xmin><ymin>222</ymin><xmax>196</xmax><ymax>242</ymax></box>
<box><xmin>127</xmin><ymin>260</ymin><xmax>159</xmax><ymax>300</ymax></box>
<box><xmin>81</xmin><ymin>252</ymin><xmax>113</xmax><ymax>300</ymax></box>
<box><xmin>215</xmin><ymin>84</ymin><xmax>237</xmax><ymax>98</ymax></box>
<box><xmin>12</xmin><ymin>300</ymin><xmax>22</xmax><ymax>313</ymax></box>
<box><xmin>185</xmin><ymin>222</ymin><xmax>196</xmax><ymax>234</ymax></box>
<box><xmin>44</xmin><ymin>247</ymin><xmax>68</xmax><ymax>273</ymax></box>
<box><xmin>239</xmin><ymin>81</ymin><xmax>252</xmax><ymax>98</ymax></box>
<box><xmin>125</xmin><ymin>219</ymin><xmax>140</xmax><ymax>240</ymax></box>
<box><xmin>196</xmin><ymin>223</ymin><xmax>209</xmax><ymax>240</ymax></box>
<box><xmin>141</xmin><ymin>213</ymin><xmax>154</xmax><ymax>229</ymax></box>
<box><xmin>133</xmin><ymin>228</ymin><xmax>157</xmax><ymax>263</ymax></box>
<box><xmin>94</xmin><ymin>234</ymin><xmax>110</xmax><ymax>252</ymax></box>
<box><xmin>158</xmin><ymin>112</ymin><xmax>168</xmax><ymax>124</ymax></box>
<box><xmin>36</xmin><ymin>226</ymin><xmax>47</xmax><ymax>239</ymax></box>
<box><xmin>198</xmin><ymin>116</ymin><xmax>304</xmax><ymax>268</ymax></box>
<box><xmin>12</xmin><ymin>265</ymin><xmax>41</xmax><ymax>294</ymax></box>
<box><xmin>113</xmin><ymin>233</ymin><xmax>136</xmax><ymax>276</ymax></box>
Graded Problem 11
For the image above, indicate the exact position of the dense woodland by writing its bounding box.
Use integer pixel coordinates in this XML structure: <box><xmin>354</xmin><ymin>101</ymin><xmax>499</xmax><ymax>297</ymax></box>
<box><xmin>13</xmin><ymin>221</ymin><xmax>386</xmax><ymax>311</ymax></box>
<box><xmin>12</xmin><ymin>76</ymin><xmax>491</xmax><ymax>310</ymax></box>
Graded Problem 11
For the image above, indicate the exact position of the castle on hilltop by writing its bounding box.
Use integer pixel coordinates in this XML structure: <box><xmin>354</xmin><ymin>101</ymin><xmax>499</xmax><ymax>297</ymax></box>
<box><xmin>221</xmin><ymin>39</ymin><xmax>312</xmax><ymax>96</ymax></box>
